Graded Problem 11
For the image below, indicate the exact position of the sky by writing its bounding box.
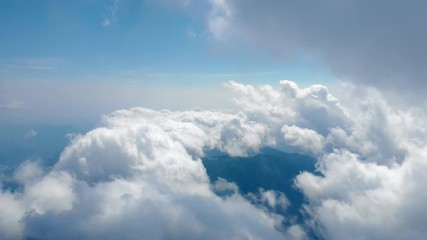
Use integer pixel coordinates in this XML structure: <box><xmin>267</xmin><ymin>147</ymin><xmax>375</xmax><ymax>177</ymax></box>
<box><xmin>0</xmin><ymin>0</ymin><xmax>335</xmax><ymax>125</ymax></box>
<box><xmin>2</xmin><ymin>1</ymin><xmax>427</xmax><ymax>240</ymax></box>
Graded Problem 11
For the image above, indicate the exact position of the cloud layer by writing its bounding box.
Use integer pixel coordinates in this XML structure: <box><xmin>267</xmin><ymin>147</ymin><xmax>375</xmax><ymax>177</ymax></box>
<box><xmin>0</xmin><ymin>109</ymin><xmax>287</xmax><ymax>239</ymax></box>
<box><xmin>207</xmin><ymin>0</ymin><xmax>427</xmax><ymax>98</ymax></box>
<box><xmin>1</xmin><ymin>80</ymin><xmax>427</xmax><ymax>239</ymax></box>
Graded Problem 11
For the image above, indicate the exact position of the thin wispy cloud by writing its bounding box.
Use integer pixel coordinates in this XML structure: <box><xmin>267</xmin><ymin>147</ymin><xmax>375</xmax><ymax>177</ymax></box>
<box><xmin>0</xmin><ymin>100</ymin><xmax>24</xmax><ymax>109</ymax></box>
<box><xmin>0</xmin><ymin>58</ymin><xmax>60</xmax><ymax>73</ymax></box>
<box><xmin>102</xmin><ymin>0</ymin><xmax>121</xmax><ymax>27</ymax></box>
<box><xmin>24</xmin><ymin>130</ymin><xmax>37</xmax><ymax>139</ymax></box>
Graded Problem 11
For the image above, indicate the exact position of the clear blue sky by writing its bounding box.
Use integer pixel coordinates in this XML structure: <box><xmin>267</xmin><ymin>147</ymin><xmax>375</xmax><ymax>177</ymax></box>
<box><xmin>0</xmin><ymin>0</ymin><xmax>335</xmax><ymax>125</ymax></box>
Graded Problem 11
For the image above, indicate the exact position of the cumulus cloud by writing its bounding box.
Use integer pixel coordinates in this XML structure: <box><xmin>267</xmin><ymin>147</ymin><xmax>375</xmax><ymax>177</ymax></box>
<box><xmin>206</xmin><ymin>0</ymin><xmax>427</xmax><ymax>98</ymax></box>
<box><xmin>212</xmin><ymin>177</ymin><xmax>239</xmax><ymax>194</ymax></box>
<box><xmin>13</xmin><ymin>161</ymin><xmax>43</xmax><ymax>184</ymax></box>
<box><xmin>0</xmin><ymin>86</ymin><xmax>309</xmax><ymax>239</ymax></box>
<box><xmin>247</xmin><ymin>189</ymin><xmax>289</xmax><ymax>211</ymax></box>
<box><xmin>283</xmin><ymin>84</ymin><xmax>427</xmax><ymax>239</ymax></box>
<box><xmin>0</xmin><ymin>191</ymin><xmax>25</xmax><ymax>239</ymax></box>
<box><xmin>1</xmin><ymin>80</ymin><xmax>427</xmax><ymax>239</ymax></box>
<box><xmin>232</xmin><ymin>80</ymin><xmax>427</xmax><ymax>239</ymax></box>
<box><xmin>282</xmin><ymin>125</ymin><xmax>325</xmax><ymax>155</ymax></box>
<box><xmin>225</xmin><ymin>80</ymin><xmax>347</xmax><ymax>136</ymax></box>
<box><xmin>295</xmin><ymin>148</ymin><xmax>427</xmax><ymax>240</ymax></box>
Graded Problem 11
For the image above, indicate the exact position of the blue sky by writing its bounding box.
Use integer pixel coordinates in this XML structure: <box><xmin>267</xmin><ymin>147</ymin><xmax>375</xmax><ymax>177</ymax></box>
<box><xmin>0</xmin><ymin>0</ymin><xmax>336</xmax><ymax>125</ymax></box>
<box><xmin>0</xmin><ymin>0</ymin><xmax>333</xmax><ymax>85</ymax></box>
<box><xmin>0</xmin><ymin>1</ymin><xmax>332</xmax><ymax>85</ymax></box>
<box><xmin>1</xmin><ymin>0</ymin><xmax>426</xmax><ymax>125</ymax></box>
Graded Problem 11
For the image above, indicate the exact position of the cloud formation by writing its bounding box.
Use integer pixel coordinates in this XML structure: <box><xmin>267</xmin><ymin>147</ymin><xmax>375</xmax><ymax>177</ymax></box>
<box><xmin>1</xmin><ymin>80</ymin><xmax>427</xmax><ymax>239</ymax></box>
<box><xmin>0</xmin><ymin>85</ymin><xmax>308</xmax><ymax>239</ymax></box>
<box><xmin>207</xmin><ymin>0</ymin><xmax>427</xmax><ymax>98</ymax></box>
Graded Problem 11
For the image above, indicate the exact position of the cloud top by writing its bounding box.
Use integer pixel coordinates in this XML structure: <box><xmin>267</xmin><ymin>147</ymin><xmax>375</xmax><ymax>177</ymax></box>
<box><xmin>1</xmin><ymin>80</ymin><xmax>427</xmax><ymax>239</ymax></box>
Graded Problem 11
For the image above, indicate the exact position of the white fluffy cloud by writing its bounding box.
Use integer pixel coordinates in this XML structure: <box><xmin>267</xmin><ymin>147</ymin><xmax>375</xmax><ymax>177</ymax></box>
<box><xmin>247</xmin><ymin>189</ymin><xmax>289</xmax><ymax>211</ymax></box>
<box><xmin>296</xmin><ymin>148</ymin><xmax>427</xmax><ymax>240</ymax></box>
<box><xmin>281</xmin><ymin>125</ymin><xmax>325</xmax><ymax>155</ymax></box>
<box><xmin>0</xmin><ymin>86</ymin><xmax>304</xmax><ymax>239</ymax></box>
<box><xmin>1</xmin><ymin>80</ymin><xmax>427</xmax><ymax>239</ymax></box>
<box><xmin>0</xmin><ymin>191</ymin><xmax>25</xmax><ymax>239</ymax></box>
<box><xmin>226</xmin><ymin>80</ymin><xmax>427</xmax><ymax>239</ymax></box>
